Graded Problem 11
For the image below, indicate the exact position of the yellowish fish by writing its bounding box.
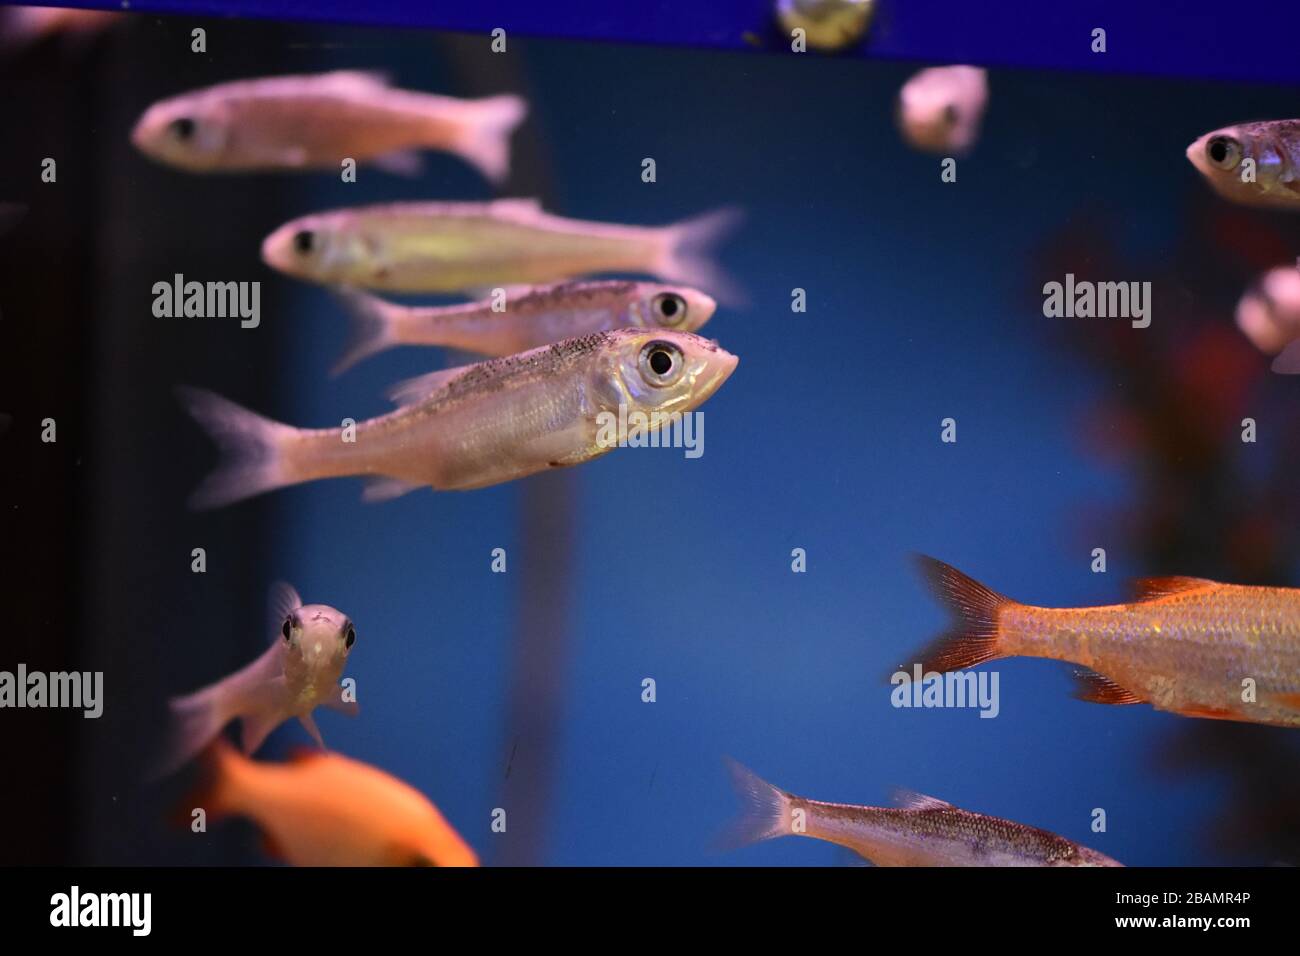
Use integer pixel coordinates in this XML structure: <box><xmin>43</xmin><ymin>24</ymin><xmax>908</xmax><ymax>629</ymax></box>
<box><xmin>911</xmin><ymin>556</ymin><xmax>1300</xmax><ymax>727</ymax></box>
<box><xmin>330</xmin><ymin>280</ymin><xmax>716</xmax><ymax>374</ymax></box>
<box><xmin>184</xmin><ymin>739</ymin><xmax>478</xmax><ymax>866</ymax></box>
<box><xmin>157</xmin><ymin>583</ymin><xmax>358</xmax><ymax>778</ymax></box>
<box><xmin>179</xmin><ymin>328</ymin><xmax>737</xmax><ymax>507</ymax></box>
<box><xmin>1187</xmin><ymin>121</ymin><xmax>1300</xmax><ymax>210</ymax></box>
<box><xmin>261</xmin><ymin>198</ymin><xmax>742</xmax><ymax>300</ymax></box>
<box><xmin>724</xmin><ymin>759</ymin><xmax>1121</xmax><ymax>866</ymax></box>
<box><xmin>131</xmin><ymin>71</ymin><xmax>526</xmax><ymax>182</ymax></box>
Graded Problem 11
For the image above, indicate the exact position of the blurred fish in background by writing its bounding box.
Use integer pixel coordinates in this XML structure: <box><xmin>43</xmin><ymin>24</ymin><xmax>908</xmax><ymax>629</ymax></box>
<box><xmin>897</xmin><ymin>65</ymin><xmax>988</xmax><ymax>155</ymax></box>
<box><xmin>130</xmin><ymin>70</ymin><xmax>527</xmax><ymax>182</ymax></box>
<box><xmin>261</xmin><ymin>199</ymin><xmax>743</xmax><ymax>299</ymax></box>
<box><xmin>0</xmin><ymin>5</ymin><xmax>120</xmax><ymax>55</ymax></box>
<box><xmin>182</xmin><ymin>739</ymin><xmax>478</xmax><ymax>866</ymax></box>
<box><xmin>1236</xmin><ymin>262</ymin><xmax>1300</xmax><ymax>372</ymax></box>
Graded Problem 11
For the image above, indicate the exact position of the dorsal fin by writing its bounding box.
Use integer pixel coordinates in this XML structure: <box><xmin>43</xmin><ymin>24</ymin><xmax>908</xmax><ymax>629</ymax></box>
<box><xmin>314</xmin><ymin>69</ymin><xmax>392</xmax><ymax>93</ymax></box>
<box><xmin>485</xmin><ymin>197</ymin><xmax>545</xmax><ymax>222</ymax></box>
<box><xmin>1132</xmin><ymin>576</ymin><xmax>1217</xmax><ymax>601</ymax></box>
<box><xmin>266</xmin><ymin>581</ymin><xmax>302</xmax><ymax>644</ymax></box>
<box><xmin>386</xmin><ymin>364</ymin><xmax>475</xmax><ymax>407</ymax></box>
<box><xmin>893</xmin><ymin>788</ymin><xmax>955</xmax><ymax>812</ymax></box>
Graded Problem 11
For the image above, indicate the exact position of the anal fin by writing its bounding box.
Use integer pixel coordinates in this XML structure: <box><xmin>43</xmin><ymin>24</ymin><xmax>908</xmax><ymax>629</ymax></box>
<box><xmin>1073</xmin><ymin>669</ymin><xmax>1145</xmax><ymax>705</ymax></box>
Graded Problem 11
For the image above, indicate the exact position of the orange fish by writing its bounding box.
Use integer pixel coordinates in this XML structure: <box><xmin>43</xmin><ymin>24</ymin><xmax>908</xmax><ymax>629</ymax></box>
<box><xmin>183</xmin><ymin>740</ymin><xmax>478</xmax><ymax>866</ymax></box>
<box><xmin>910</xmin><ymin>557</ymin><xmax>1300</xmax><ymax>728</ymax></box>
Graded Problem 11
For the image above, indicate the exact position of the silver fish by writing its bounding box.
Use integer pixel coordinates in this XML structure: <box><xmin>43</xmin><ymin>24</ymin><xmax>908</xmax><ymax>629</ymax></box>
<box><xmin>724</xmin><ymin>759</ymin><xmax>1122</xmax><ymax>867</ymax></box>
<box><xmin>158</xmin><ymin>583</ymin><xmax>357</xmax><ymax>777</ymax></box>
<box><xmin>1187</xmin><ymin>120</ymin><xmax>1300</xmax><ymax>210</ymax></box>
<box><xmin>179</xmin><ymin>328</ymin><xmax>737</xmax><ymax>507</ymax></box>
<box><xmin>330</xmin><ymin>280</ymin><xmax>717</xmax><ymax>374</ymax></box>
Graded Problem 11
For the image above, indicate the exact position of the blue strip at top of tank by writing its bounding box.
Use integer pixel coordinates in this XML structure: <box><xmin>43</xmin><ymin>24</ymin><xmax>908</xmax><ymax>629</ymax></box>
<box><xmin>62</xmin><ymin>0</ymin><xmax>1300</xmax><ymax>86</ymax></box>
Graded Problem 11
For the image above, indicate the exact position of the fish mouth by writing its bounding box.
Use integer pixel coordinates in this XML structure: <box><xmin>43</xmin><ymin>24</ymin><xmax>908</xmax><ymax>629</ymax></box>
<box><xmin>260</xmin><ymin>228</ymin><xmax>288</xmax><ymax>271</ymax></box>
<box><xmin>694</xmin><ymin>351</ymin><xmax>738</xmax><ymax>403</ymax></box>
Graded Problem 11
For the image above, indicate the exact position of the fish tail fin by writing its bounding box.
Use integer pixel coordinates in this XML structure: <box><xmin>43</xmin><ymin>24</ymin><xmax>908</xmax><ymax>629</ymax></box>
<box><xmin>155</xmin><ymin>684</ymin><xmax>231</xmax><ymax>780</ymax></box>
<box><xmin>655</xmin><ymin>207</ymin><xmax>745</xmax><ymax>306</ymax></box>
<box><xmin>1271</xmin><ymin>339</ymin><xmax>1300</xmax><ymax>374</ymax></box>
<box><xmin>716</xmin><ymin>757</ymin><xmax>795</xmax><ymax>851</ymax></box>
<box><xmin>331</xmin><ymin>288</ymin><xmax>402</xmax><ymax>375</ymax></box>
<box><xmin>911</xmin><ymin>555</ymin><xmax>1012</xmax><ymax>671</ymax></box>
<box><xmin>177</xmin><ymin>386</ymin><xmax>300</xmax><ymax>509</ymax></box>
<box><xmin>173</xmin><ymin>737</ymin><xmax>245</xmax><ymax>827</ymax></box>
<box><xmin>449</xmin><ymin>93</ymin><xmax>527</xmax><ymax>184</ymax></box>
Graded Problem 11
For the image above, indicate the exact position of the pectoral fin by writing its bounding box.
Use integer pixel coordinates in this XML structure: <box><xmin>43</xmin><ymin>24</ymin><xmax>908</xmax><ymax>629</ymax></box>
<box><xmin>323</xmin><ymin>690</ymin><xmax>360</xmax><ymax>717</ymax></box>
<box><xmin>298</xmin><ymin>712</ymin><xmax>325</xmax><ymax>749</ymax></box>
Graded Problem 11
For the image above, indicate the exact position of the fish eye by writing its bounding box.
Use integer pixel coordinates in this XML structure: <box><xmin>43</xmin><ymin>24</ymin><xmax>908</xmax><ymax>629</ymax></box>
<box><xmin>942</xmin><ymin>104</ymin><xmax>959</xmax><ymax>127</ymax></box>
<box><xmin>293</xmin><ymin>230</ymin><xmax>315</xmax><ymax>255</ymax></box>
<box><xmin>1207</xmin><ymin>135</ymin><xmax>1241</xmax><ymax>170</ymax></box>
<box><xmin>168</xmin><ymin>117</ymin><xmax>196</xmax><ymax>141</ymax></box>
<box><xmin>344</xmin><ymin>624</ymin><xmax>356</xmax><ymax>649</ymax></box>
<box><xmin>638</xmin><ymin>340</ymin><xmax>685</xmax><ymax>387</ymax></box>
<box><xmin>281</xmin><ymin>616</ymin><xmax>293</xmax><ymax>642</ymax></box>
<box><xmin>651</xmin><ymin>292</ymin><xmax>687</xmax><ymax>326</ymax></box>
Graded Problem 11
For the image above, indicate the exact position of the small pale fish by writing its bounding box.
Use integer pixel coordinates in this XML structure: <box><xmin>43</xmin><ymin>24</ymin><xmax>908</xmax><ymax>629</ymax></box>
<box><xmin>1187</xmin><ymin>121</ymin><xmax>1300</xmax><ymax>210</ymax></box>
<box><xmin>0</xmin><ymin>6</ymin><xmax>119</xmax><ymax>53</ymax></box>
<box><xmin>179</xmin><ymin>328</ymin><xmax>737</xmax><ymax>508</ymax></box>
<box><xmin>331</xmin><ymin>280</ymin><xmax>717</xmax><ymax>374</ymax></box>
<box><xmin>1237</xmin><ymin>263</ymin><xmax>1300</xmax><ymax>371</ymax></box>
<box><xmin>157</xmin><ymin>583</ymin><xmax>358</xmax><ymax>777</ymax></box>
<box><xmin>261</xmin><ymin>199</ymin><xmax>742</xmax><ymax>301</ymax></box>
<box><xmin>898</xmin><ymin>66</ymin><xmax>988</xmax><ymax>155</ymax></box>
<box><xmin>911</xmin><ymin>557</ymin><xmax>1300</xmax><ymax>728</ymax></box>
<box><xmin>184</xmin><ymin>739</ymin><xmax>478</xmax><ymax>866</ymax></box>
<box><xmin>723</xmin><ymin>759</ymin><xmax>1121</xmax><ymax>867</ymax></box>
<box><xmin>131</xmin><ymin>71</ymin><xmax>526</xmax><ymax>182</ymax></box>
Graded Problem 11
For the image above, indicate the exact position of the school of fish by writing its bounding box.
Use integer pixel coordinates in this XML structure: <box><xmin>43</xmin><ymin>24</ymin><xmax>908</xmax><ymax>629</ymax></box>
<box><xmin>99</xmin><ymin>33</ymin><xmax>1300</xmax><ymax>870</ymax></box>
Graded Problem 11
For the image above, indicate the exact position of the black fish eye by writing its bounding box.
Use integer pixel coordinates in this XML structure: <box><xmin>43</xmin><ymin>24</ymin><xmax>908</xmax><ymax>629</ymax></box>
<box><xmin>282</xmin><ymin>616</ymin><xmax>293</xmax><ymax>641</ymax></box>
<box><xmin>293</xmin><ymin>230</ymin><xmax>315</xmax><ymax>254</ymax></box>
<box><xmin>639</xmin><ymin>340</ymin><xmax>684</xmax><ymax>386</ymax></box>
<box><xmin>652</xmin><ymin>292</ymin><xmax>686</xmax><ymax>324</ymax></box>
<box><xmin>942</xmin><ymin>104</ymin><xmax>959</xmax><ymax>126</ymax></box>
<box><xmin>169</xmin><ymin>117</ymin><xmax>196</xmax><ymax>141</ymax></box>
<box><xmin>344</xmin><ymin>624</ymin><xmax>356</xmax><ymax>649</ymax></box>
<box><xmin>1207</xmin><ymin>136</ymin><xmax>1239</xmax><ymax>168</ymax></box>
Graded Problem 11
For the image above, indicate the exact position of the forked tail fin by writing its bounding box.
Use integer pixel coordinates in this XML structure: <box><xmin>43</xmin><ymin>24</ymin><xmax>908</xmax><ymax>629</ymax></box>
<box><xmin>911</xmin><ymin>555</ymin><xmax>1012</xmax><ymax>672</ymax></box>
<box><xmin>155</xmin><ymin>685</ymin><xmax>229</xmax><ymax>779</ymax></box>
<box><xmin>717</xmin><ymin>757</ymin><xmax>795</xmax><ymax>851</ymax></box>
<box><xmin>448</xmin><ymin>93</ymin><xmax>527</xmax><ymax>184</ymax></box>
<box><xmin>654</xmin><ymin>207</ymin><xmax>745</xmax><ymax>305</ymax></box>
<box><xmin>331</xmin><ymin>289</ymin><xmax>402</xmax><ymax>375</ymax></box>
<box><xmin>177</xmin><ymin>386</ymin><xmax>300</xmax><ymax>509</ymax></box>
